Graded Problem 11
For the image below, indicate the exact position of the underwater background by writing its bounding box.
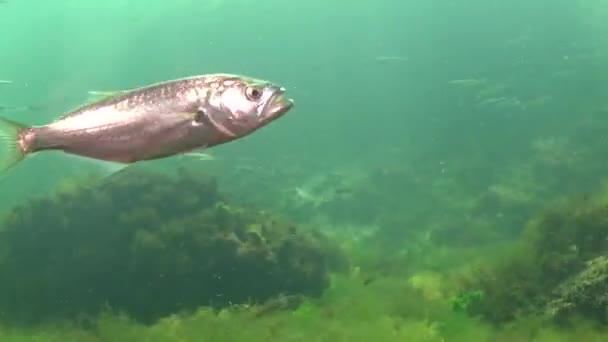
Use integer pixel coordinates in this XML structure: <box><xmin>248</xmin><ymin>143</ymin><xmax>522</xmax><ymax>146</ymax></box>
<box><xmin>2</xmin><ymin>0</ymin><xmax>608</xmax><ymax>341</ymax></box>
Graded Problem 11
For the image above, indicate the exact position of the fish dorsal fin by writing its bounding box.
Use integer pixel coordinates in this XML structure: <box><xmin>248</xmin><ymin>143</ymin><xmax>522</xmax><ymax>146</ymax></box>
<box><xmin>85</xmin><ymin>90</ymin><xmax>131</xmax><ymax>105</ymax></box>
<box><xmin>53</xmin><ymin>89</ymin><xmax>135</xmax><ymax>122</ymax></box>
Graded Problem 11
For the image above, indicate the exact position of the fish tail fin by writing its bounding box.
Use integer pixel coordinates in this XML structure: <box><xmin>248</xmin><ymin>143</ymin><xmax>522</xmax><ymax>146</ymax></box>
<box><xmin>0</xmin><ymin>116</ymin><xmax>29</xmax><ymax>174</ymax></box>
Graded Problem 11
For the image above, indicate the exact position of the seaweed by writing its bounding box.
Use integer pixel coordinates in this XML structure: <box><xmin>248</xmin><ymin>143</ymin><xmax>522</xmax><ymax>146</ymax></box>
<box><xmin>457</xmin><ymin>194</ymin><xmax>608</xmax><ymax>324</ymax></box>
<box><xmin>0</xmin><ymin>168</ymin><xmax>344</xmax><ymax>325</ymax></box>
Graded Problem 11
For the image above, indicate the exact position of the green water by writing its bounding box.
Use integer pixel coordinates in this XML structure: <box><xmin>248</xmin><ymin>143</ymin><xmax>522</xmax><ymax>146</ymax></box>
<box><xmin>1</xmin><ymin>0</ymin><xmax>608</xmax><ymax>341</ymax></box>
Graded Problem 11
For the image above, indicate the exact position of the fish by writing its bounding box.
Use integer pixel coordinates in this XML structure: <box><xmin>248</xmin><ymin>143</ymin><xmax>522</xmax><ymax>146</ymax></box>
<box><xmin>0</xmin><ymin>73</ymin><xmax>294</xmax><ymax>175</ymax></box>
<box><xmin>374</xmin><ymin>56</ymin><xmax>408</xmax><ymax>63</ymax></box>
<box><xmin>0</xmin><ymin>104</ymin><xmax>45</xmax><ymax>112</ymax></box>
<box><xmin>447</xmin><ymin>78</ymin><xmax>487</xmax><ymax>87</ymax></box>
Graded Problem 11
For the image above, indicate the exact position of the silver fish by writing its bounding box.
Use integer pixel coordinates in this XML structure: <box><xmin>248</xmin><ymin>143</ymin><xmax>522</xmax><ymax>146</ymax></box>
<box><xmin>0</xmin><ymin>73</ymin><xmax>294</xmax><ymax>173</ymax></box>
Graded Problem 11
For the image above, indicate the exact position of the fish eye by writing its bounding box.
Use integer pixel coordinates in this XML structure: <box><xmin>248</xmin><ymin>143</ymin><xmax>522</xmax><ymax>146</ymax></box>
<box><xmin>245</xmin><ymin>87</ymin><xmax>263</xmax><ymax>101</ymax></box>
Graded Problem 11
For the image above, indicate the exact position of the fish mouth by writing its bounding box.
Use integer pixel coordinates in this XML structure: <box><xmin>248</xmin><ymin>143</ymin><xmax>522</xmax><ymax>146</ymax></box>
<box><xmin>262</xmin><ymin>88</ymin><xmax>294</xmax><ymax>121</ymax></box>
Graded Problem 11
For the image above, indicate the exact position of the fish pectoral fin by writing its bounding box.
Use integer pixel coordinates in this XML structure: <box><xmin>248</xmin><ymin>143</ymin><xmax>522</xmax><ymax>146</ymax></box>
<box><xmin>176</xmin><ymin>112</ymin><xmax>198</xmax><ymax>121</ymax></box>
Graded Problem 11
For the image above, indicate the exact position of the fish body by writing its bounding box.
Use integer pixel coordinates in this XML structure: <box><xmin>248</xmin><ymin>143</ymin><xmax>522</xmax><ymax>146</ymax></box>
<box><xmin>0</xmin><ymin>74</ymin><xmax>294</xmax><ymax>173</ymax></box>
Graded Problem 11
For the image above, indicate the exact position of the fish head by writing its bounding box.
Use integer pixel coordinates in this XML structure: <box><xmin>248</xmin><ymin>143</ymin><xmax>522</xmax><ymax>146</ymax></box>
<box><xmin>199</xmin><ymin>75</ymin><xmax>294</xmax><ymax>139</ymax></box>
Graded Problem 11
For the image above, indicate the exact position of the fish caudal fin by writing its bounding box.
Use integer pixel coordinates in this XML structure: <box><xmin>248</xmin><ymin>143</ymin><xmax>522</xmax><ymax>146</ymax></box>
<box><xmin>0</xmin><ymin>117</ymin><xmax>29</xmax><ymax>173</ymax></box>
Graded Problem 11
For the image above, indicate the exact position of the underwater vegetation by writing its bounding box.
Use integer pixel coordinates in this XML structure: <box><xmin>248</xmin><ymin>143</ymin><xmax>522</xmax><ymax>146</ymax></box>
<box><xmin>0</xmin><ymin>129</ymin><xmax>606</xmax><ymax>341</ymax></box>
<box><xmin>0</xmin><ymin>77</ymin><xmax>604</xmax><ymax>341</ymax></box>
<box><xmin>457</xmin><ymin>187</ymin><xmax>608</xmax><ymax>325</ymax></box>
<box><xmin>0</xmin><ymin>168</ymin><xmax>345</xmax><ymax>325</ymax></box>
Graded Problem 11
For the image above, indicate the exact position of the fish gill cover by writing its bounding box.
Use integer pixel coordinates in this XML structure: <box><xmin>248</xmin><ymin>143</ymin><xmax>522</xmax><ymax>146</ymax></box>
<box><xmin>0</xmin><ymin>168</ymin><xmax>347</xmax><ymax>325</ymax></box>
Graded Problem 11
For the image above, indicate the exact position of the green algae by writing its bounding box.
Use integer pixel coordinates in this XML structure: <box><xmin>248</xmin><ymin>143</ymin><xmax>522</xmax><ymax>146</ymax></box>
<box><xmin>0</xmin><ymin>168</ymin><xmax>343</xmax><ymax>325</ymax></box>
